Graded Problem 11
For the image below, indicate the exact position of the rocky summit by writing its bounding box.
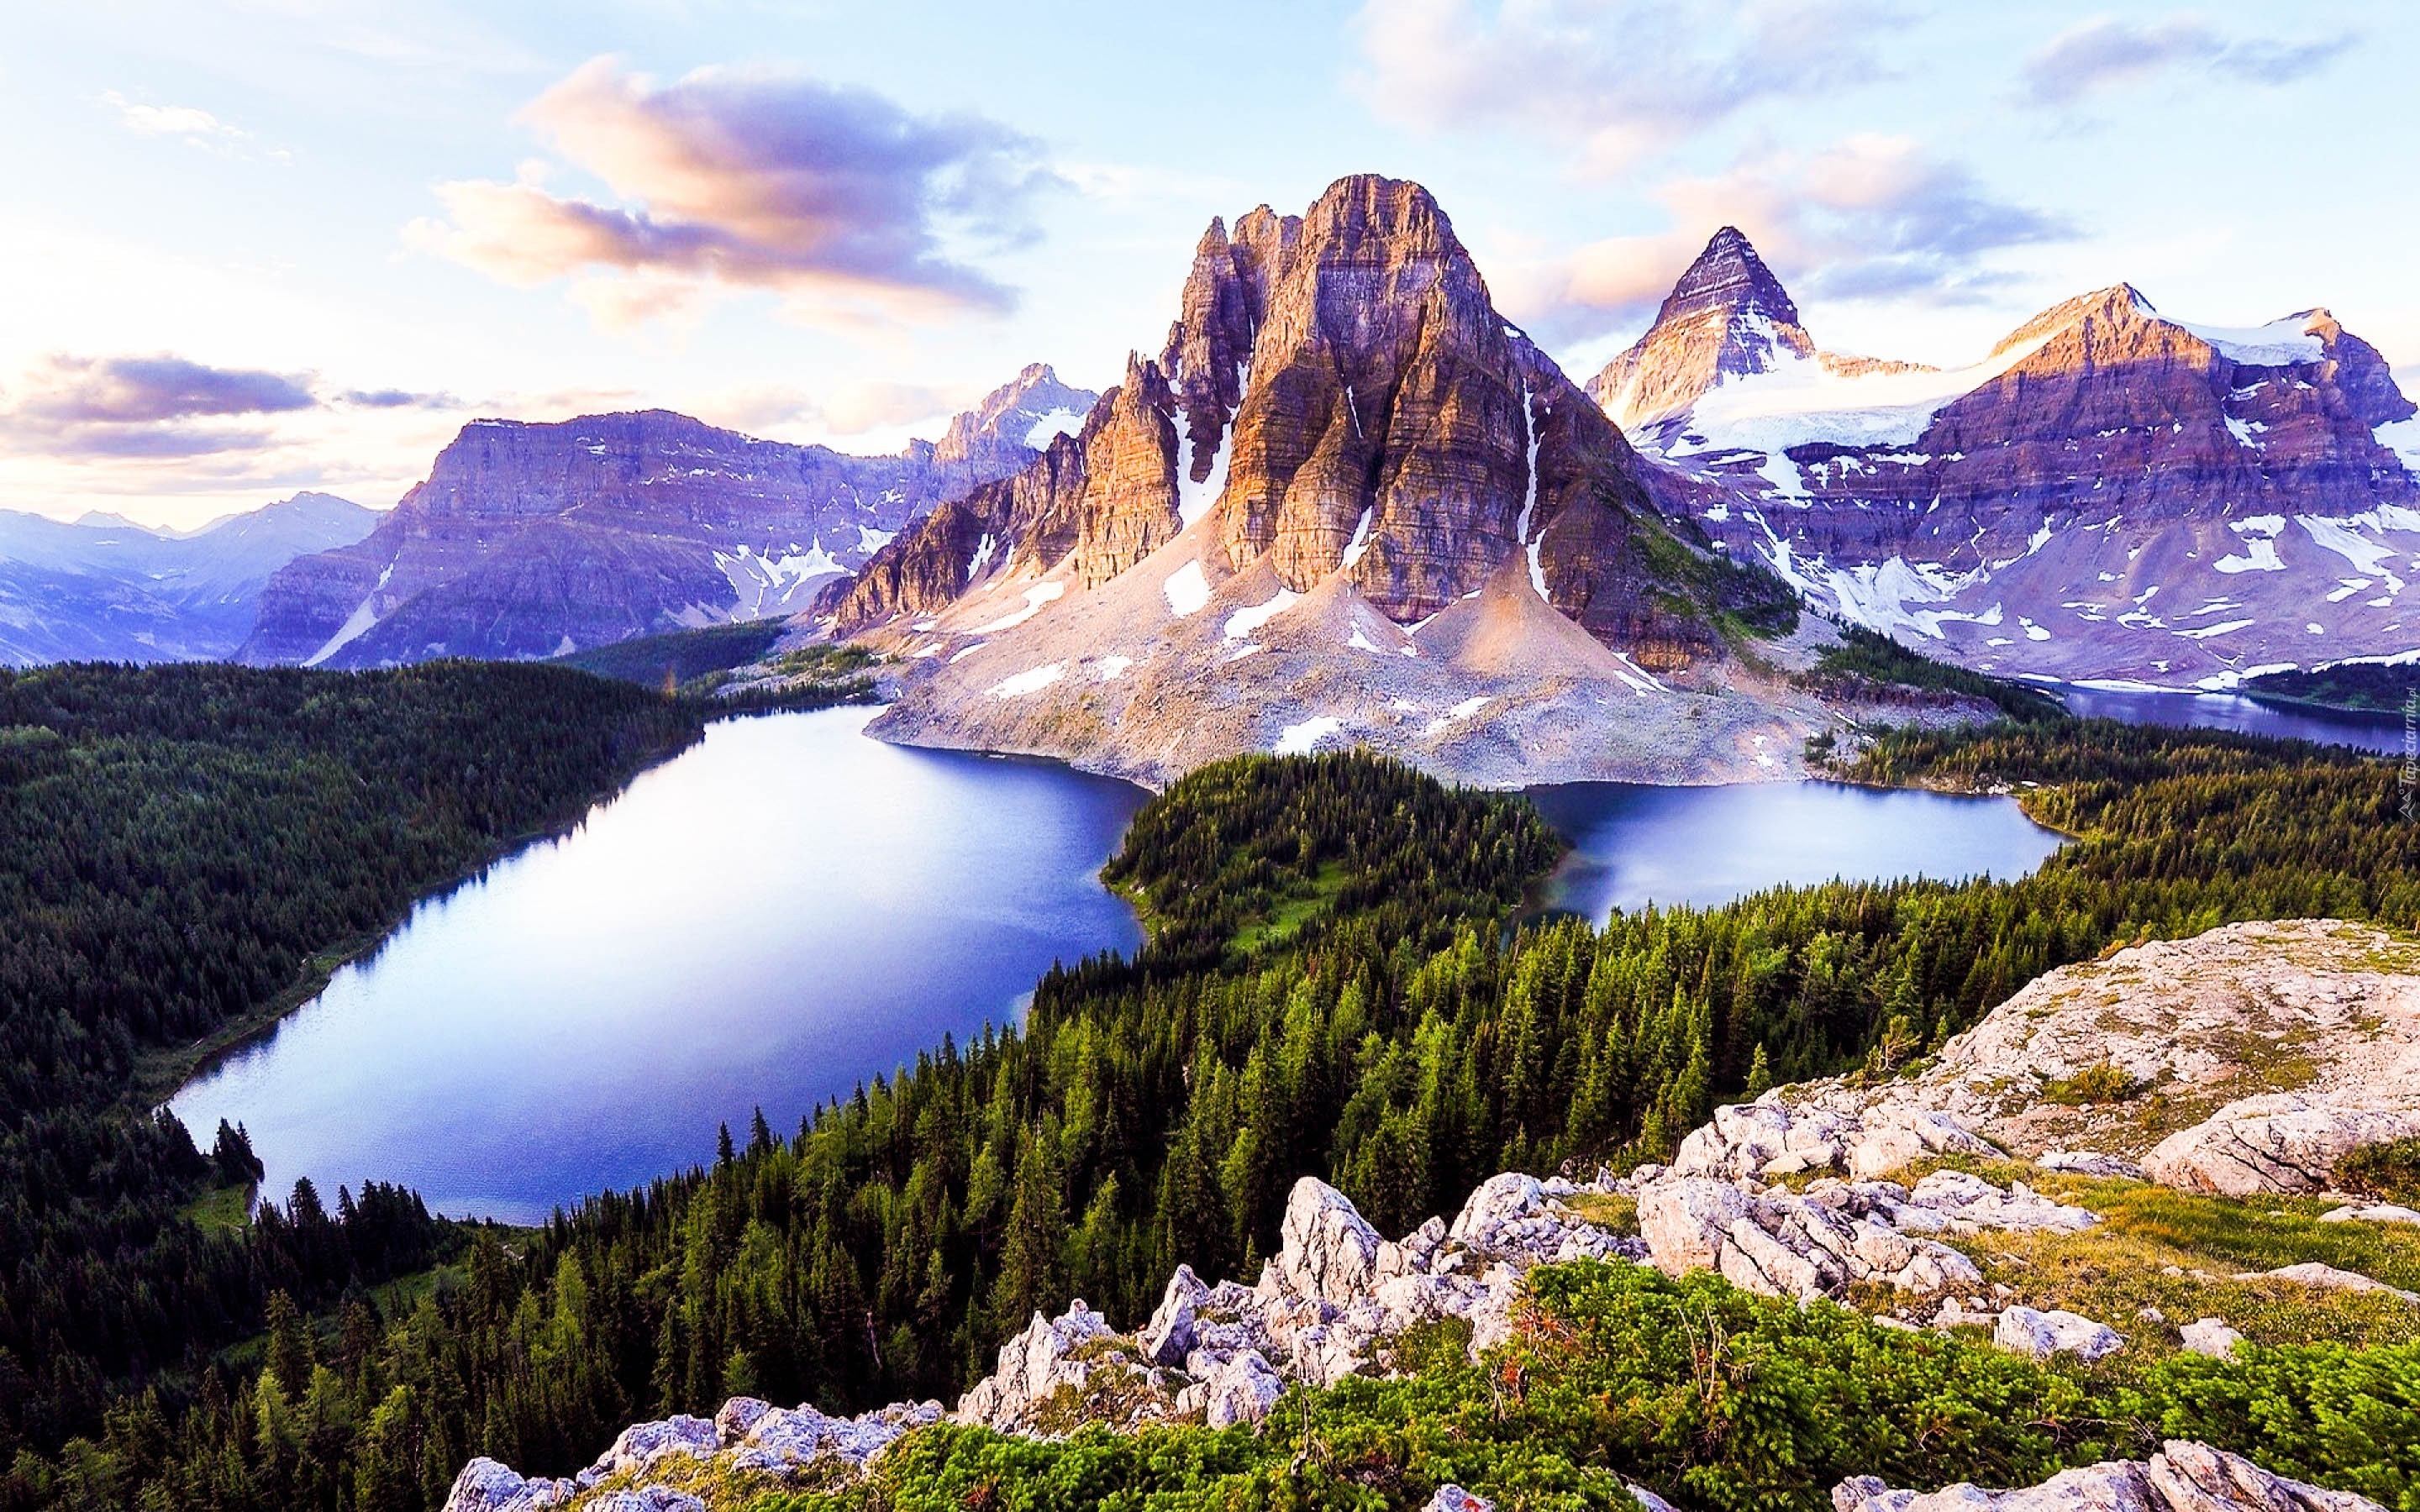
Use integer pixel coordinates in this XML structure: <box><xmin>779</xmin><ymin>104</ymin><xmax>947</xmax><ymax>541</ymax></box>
<box><xmin>445</xmin><ymin>917</ymin><xmax>2419</xmax><ymax>1512</ymax></box>
<box><xmin>813</xmin><ymin>175</ymin><xmax>1928</xmax><ymax>789</ymax></box>
<box><xmin>238</xmin><ymin>365</ymin><xmax>1094</xmax><ymax>669</ymax></box>
<box><xmin>1593</xmin><ymin>228</ymin><xmax>2420</xmax><ymax>690</ymax></box>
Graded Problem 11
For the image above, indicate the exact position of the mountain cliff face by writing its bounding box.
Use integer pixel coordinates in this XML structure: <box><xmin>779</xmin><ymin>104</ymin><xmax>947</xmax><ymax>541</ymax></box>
<box><xmin>823</xmin><ymin>176</ymin><xmax>1840</xmax><ymax>788</ymax></box>
<box><xmin>1594</xmin><ymin>231</ymin><xmax>2420</xmax><ymax>688</ymax></box>
<box><xmin>0</xmin><ymin>492</ymin><xmax>378</xmax><ymax>664</ymax></box>
<box><xmin>239</xmin><ymin>366</ymin><xmax>1094</xmax><ymax>668</ymax></box>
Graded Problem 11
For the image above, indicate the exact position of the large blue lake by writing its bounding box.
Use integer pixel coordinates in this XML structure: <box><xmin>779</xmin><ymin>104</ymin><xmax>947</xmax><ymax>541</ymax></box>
<box><xmin>175</xmin><ymin>685</ymin><xmax>2391</xmax><ymax>1223</ymax></box>
<box><xmin>171</xmin><ymin>706</ymin><xmax>1148</xmax><ymax>1223</ymax></box>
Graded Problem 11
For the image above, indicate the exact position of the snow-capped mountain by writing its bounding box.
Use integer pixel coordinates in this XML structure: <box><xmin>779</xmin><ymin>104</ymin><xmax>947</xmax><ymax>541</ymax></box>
<box><xmin>1594</xmin><ymin>229</ymin><xmax>2420</xmax><ymax>689</ymax></box>
<box><xmin>816</xmin><ymin>176</ymin><xmax>1912</xmax><ymax>790</ymax></box>
<box><xmin>239</xmin><ymin>365</ymin><xmax>1097</xmax><ymax>668</ymax></box>
<box><xmin>0</xmin><ymin>492</ymin><xmax>379</xmax><ymax>665</ymax></box>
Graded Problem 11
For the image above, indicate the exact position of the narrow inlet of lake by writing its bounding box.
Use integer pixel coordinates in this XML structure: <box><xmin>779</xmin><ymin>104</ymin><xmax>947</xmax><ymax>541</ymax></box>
<box><xmin>1523</xmin><ymin>780</ymin><xmax>2067</xmax><ymax>921</ymax></box>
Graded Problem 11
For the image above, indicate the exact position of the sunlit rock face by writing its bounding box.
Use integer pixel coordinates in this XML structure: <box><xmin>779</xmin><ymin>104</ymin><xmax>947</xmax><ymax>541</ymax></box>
<box><xmin>241</xmin><ymin>365</ymin><xmax>1093</xmax><ymax>668</ymax></box>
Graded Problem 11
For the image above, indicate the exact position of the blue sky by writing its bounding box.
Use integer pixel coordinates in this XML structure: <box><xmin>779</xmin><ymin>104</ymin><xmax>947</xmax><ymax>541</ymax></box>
<box><xmin>0</xmin><ymin>0</ymin><xmax>2407</xmax><ymax>525</ymax></box>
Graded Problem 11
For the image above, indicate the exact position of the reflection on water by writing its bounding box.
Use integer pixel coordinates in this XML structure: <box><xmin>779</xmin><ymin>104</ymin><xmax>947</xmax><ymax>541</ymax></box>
<box><xmin>2048</xmin><ymin>685</ymin><xmax>2400</xmax><ymax>754</ymax></box>
<box><xmin>1524</xmin><ymin>780</ymin><xmax>2066</xmax><ymax>921</ymax></box>
<box><xmin>172</xmin><ymin>706</ymin><xmax>1147</xmax><ymax>1224</ymax></box>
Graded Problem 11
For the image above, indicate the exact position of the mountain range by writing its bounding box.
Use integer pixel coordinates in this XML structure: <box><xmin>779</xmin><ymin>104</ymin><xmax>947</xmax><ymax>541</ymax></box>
<box><xmin>236</xmin><ymin>364</ymin><xmax>1095</xmax><ymax>667</ymax></box>
<box><xmin>9</xmin><ymin>176</ymin><xmax>2417</xmax><ymax>748</ymax></box>
<box><xmin>0</xmin><ymin>491</ymin><xmax>379</xmax><ymax>664</ymax></box>
<box><xmin>813</xmin><ymin>175</ymin><xmax>1866</xmax><ymax>787</ymax></box>
<box><xmin>1593</xmin><ymin>228</ymin><xmax>2420</xmax><ymax>690</ymax></box>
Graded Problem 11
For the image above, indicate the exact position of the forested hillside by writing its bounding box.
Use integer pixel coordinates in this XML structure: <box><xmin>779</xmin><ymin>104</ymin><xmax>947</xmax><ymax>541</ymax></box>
<box><xmin>0</xmin><ymin>663</ymin><xmax>700</xmax><ymax>1508</ymax></box>
<box><xmin>30</xmin><ymin>717</ymin><xmax>2418</xmax><ymax>1511</ymax></box>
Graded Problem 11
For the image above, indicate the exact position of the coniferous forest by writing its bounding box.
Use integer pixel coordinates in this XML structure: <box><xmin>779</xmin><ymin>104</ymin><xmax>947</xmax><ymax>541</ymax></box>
<box><xmin>0</xmin><ymin>665</ymin><xmax>2417</xmax><ymax>1509</ymax></box>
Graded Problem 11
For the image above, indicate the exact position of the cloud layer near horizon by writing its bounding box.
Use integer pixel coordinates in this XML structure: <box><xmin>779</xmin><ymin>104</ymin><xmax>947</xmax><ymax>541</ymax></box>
<box><xmin>408</xmin><ymin>59</ymin><xmax>1062</xmax><ymax>329</ymax></box>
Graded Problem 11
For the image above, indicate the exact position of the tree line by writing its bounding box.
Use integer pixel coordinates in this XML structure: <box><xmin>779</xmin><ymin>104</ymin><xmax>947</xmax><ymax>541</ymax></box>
<box><xmin>20</xmin><ymin>717</ymin><xmax>2420</xmax><ymax>1510</ymax></box>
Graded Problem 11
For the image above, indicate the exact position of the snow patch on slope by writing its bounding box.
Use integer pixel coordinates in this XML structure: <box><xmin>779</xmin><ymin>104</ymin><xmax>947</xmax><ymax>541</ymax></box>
<box><xmin>1162</xmin><ymin>560</ymin><xmax>1210</xmax><ymax>617</ymax></box>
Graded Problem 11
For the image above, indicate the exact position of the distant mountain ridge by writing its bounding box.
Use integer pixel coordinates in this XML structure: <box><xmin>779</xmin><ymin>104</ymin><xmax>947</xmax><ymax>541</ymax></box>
<box><xmin>237</xmin><ymin>365</ymin><xmax>1096</xmax><ymax>668</ymax></box>
<box><xmin>0</xmin><ymin>492</ymin><xmax>379</xmax><ymax>664</ymax></box>
<box><xmin>1593</xmin><ymin>228</ymin><xmax>2420</xmax><ymax>689</ymax></box>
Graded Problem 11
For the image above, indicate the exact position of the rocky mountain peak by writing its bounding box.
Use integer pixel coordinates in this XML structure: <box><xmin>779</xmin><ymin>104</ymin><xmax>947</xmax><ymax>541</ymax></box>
<box><xmin>1655</xmin><ymin>224</ymin><xmax>1802</xmax><ymax>330</ymax></box>
<box><xmin>1587</xmin><ymin>227</ymin><xmax>1817</xmax><ymax>431</ymax></box>
<box><xmin>931</xmin><ymin>363</ymin><xmax>1099</xmax><ymax>478</ymax></box>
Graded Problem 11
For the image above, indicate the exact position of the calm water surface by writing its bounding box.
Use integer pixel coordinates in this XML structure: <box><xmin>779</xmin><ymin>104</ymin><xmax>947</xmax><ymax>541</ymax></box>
<box><xmin>1525</xmin><ymin>780</ymin><xmax>2067</xmax><ymax>921</ymax></box>
<box><xmin>2049</xmin><ymin>685</ymin><xmax>2399</xmax><ymax>753</ymax></box>
<box><xmin>171</xmin><ymin>706</ymin><xmax>1147</xmax><ymax>1223</ymax></box>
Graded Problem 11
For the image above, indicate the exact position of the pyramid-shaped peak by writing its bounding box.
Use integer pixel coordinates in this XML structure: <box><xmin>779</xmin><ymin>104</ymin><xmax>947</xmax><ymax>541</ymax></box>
<box><xmin>1655</xmin><ymin>226</ymin><xmax>1802</xmax><ymax>330</ymax></box>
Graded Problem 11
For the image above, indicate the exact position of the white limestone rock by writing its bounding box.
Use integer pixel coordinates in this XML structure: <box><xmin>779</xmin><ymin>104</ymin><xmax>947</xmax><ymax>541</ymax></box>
<box><xmin>1833</xmin><ymin>1440</ymin><xmax>2386</xmax><ymax>1510</ymax></box>
<box><xmin>955</xmin><ymin>1301</ymin><xmax>1120</xmax><ymax>1432</ymax></box>
<box><xmin>2319</xmin><ymin>1203</ymin><xmax>2420</xmax><ymax>1226</ymax></box>
<box><xmin>1277</xmin><ymin>1178</ymin><xmax>1384</xmax><ymax>1306</ymax></box>
<box><xmin>2179</xmin><ymin>1317</ymin><xmax>2246</xmax><ymax>1358</ymax></box>
<box><xmin>1141</xmin><ymin>1263</ymin><xmax>1211</xmax><ymax>1366</ymax></box>
<box><xmin>1993</xmin><ymin>1305</ymin><xmax>2124</xmax><ymax>1362</ymax></box>
<box><xmin>2144</xmin><ymin>1096</ymin><xmax>2420</xmax><ymax>1198</ymax></box>
<box><xmin>440</xmin><ymin>1458</ymin><xmax>573</xmax><ymax>1512</ymax></box>
<box><xmin>1182</xmin><ymin>1347</ymin><xmax>1285</xmax><ymax>1428</ymax></box>
<box><xmin>589</xmin><ymin>1415</ymin><xmax>718</xmax><ymax>1478</ymax></box>
<box><xmin>2233</xmin><ymin>1262</ymin><xmax>2420</xmax><ymax>1303</ymax></box>
<box><xmin>2039</xmin><ymin>1150</ymin><xmax>2147</xmax><ymax>1181</ymax></box>
<box><xmin>1424</xmin><ymin>1486</ymin><xmax>1493</xmax><ymax>1512</ymax></box>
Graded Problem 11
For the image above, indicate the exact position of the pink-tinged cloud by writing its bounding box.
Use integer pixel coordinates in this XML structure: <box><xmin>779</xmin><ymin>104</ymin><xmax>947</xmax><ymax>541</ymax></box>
<box><xmin>1496</xmin><ymin>136</ymin><xmax>2069</xmax><ymax>343</ymax></box>
<box><xmin>0</xmin><ymin>354</ymin><xmax>320</xmax><ymax>459</ymax></box>
<box><xmin>408</xmin><ymin>58</ymin><xmax>1062</xmax><ymax>328</ymax></box>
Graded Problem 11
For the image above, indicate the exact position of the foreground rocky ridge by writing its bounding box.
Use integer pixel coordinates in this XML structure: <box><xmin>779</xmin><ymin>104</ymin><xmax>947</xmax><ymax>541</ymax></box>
<box><xmin>446</xmin><ymin>920</ymin><xmax>2420</xmax><ymax>1512</ymax></box>
<box><xmin>1596</xmin><ymin>228</ymin><xmax>2420</xmax><ymax>690</ymax></box>
<box><xmin>239</xmin><ymin>365</ymin><xmax>1095</xmax><ymax>669</ymax></box>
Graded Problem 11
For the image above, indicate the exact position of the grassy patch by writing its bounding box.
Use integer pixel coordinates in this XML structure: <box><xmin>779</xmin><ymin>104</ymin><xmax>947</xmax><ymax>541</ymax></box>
<box><xmin>2043</xmin><ymin>1063</ymin><xmax>2142</xmax><ymax>1106</ymax></box>
<box><xmin>1918</xmin><ymin>1170</ymin><xmax>2420</xmax><ymax>1356</ymax></box>
<box><xmin>1562</xmin><ymin>1190</ymin><xmax>1638</xmax><ymax>1235</ymax></box>
<box><xmin>177</xmin><ymin>1183</ymin><xmax>252</xmax><ymax>1236</ymax></box>
<box><xmin>1228</xmin><ymin>861</ymin><xmax>1350</xmax><ymax>954</ymax></box>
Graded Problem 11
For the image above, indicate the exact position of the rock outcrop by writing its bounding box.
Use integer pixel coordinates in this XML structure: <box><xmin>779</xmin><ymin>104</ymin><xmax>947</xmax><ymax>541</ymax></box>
<box><xmin>1832</xmin><ymin>1440</ymin><xmax>2386</xmax><ymax>1511</ymax></box>
<box><xmin>1595</xmin><ymin>228</ymin><xmax>2420</xmax><ymax>689</ymax></box>
<box><xmin>950</xmin><ymin>1172</ymin><xmax>1645</xmax><ymax>1436</ymax></box>
<box><xmin>243</xmin><ymin>365</ymin><xmax>1094</xmax><ymax>668</ymax></box>
<box><xmin>1663</xmin><ymin>921</ymin><xmax>2420</xmax><ymax>1199</ymax></box>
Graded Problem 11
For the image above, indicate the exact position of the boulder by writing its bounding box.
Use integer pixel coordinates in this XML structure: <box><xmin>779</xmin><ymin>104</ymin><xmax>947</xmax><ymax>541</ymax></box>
<box><xmin>2319</xmin><ymin>1203</ymin><xmax>2420</xmax><ymax>1226</ymax></box>
<box><xmin>1424</xmin><ymin>1486</ymin><xmax>1493</xmax><ymax>1512</ymax></box>
<box><xmin>955</xmin><ymin>1302</ymin><xmax>1119</xmax><ymax>1432</ymax></box>
<box><xmin>1184</xmin><ymin>1347</ymin><xmax>1285</xmax><ymax>1428</ymax></box>
<box><xmin>1141</xmin><ymin>1264</ymin><xmax>1210</xmax><ymax>1366</ymax></box>
<box><xmin>587</xmin><ymin>1494</ymin><xmax>707</xmax><ymax>1512</ymax></box>
<box><xmin>589</xmin><ymin>1415</ymin><xmax>717</xmax><ymax>1478</ymax></box>
<box><xmin>2179</xmin><ymin>1318</ymin><xmax>2245</xmax><ymax>1359</ymax></box>
<box><xmin>2234</xmin><ymin>1263</ymin><xmax>2420</xmax><ymax>1303</ymax></box>
<box><xmin>2144</xmin><ymin>1096</ymin><xmax>2420</xmax><ymax>1197</ymax></box>
<box><xmin>1276</xmin><ymin>1179</ymin><xmax>1384</xmax><ymax>1306</ymax></box>
<box><xmin>440</xmin><ymin>1458</ymin><xmax>572</xmax><ymax>1512</ymax></box>
<box><xmin>1994</xmin><ymin>1306</ymin><xmax>2124</xmax><ymax>1362</ymax></box>
<box><xmin>1831</xmin><ymin>1440</ymin><xmax>2385</xmax><ymax>1510</ymax></box>
<box><xmin>2040</xmin><ymin>1151</ymin><xmax>2147</xmax><ymax>1181</ymax></box>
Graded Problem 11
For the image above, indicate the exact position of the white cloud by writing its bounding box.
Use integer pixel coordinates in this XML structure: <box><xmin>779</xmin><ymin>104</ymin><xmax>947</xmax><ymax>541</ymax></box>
<box><xmin>1349</xmin><ymin>0</ymin><xmax>1902</xmax><ymax>172</ymax></box>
